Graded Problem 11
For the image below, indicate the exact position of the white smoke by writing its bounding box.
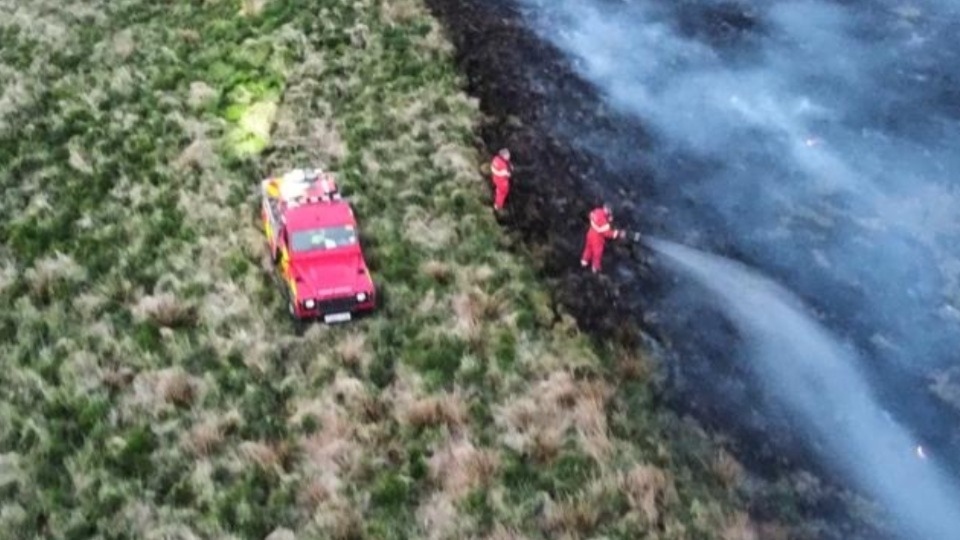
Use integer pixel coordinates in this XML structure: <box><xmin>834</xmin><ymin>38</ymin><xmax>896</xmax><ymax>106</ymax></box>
<box><xmin>517</xmin><ymin>0</ymin><xmax>960</xmax><ymax>369</ymax></box>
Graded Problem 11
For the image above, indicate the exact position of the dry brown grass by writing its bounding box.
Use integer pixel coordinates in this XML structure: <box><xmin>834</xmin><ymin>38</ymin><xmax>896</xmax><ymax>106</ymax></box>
<box><xmin>299</xmin><ymin>405</ymin><xmax>360</xmax><ymax>482</ymax></box>
<box><xmin>68</xmin><ymin>144</ymin><xmax>94</xmax><ymax>174</ymax></box>
<box><xmin>174</xmin><ymin>138</ymin><xmax>218</xmax><ymax>172</ymax></box>
<box><xmin>102</xmin><ymin>366</ymin><xmax>136</xmax><ymax>390</ymax></box>
<box><xmin>428</xmin><ymin>437</ymin><xmax>499</xmax><ymax>498</ymax></box>
<box><xmin>450</xmin><ymin>285</ymin><xmax>504</xmax><ymax>327</ymax></box>
<box><xmin>111</xmin><ymin>29</ymin><xmax>136</xmax><ymax>60</ymax></box>
<box><xmin>415</xmin><ymin>288</ymin><xmax>440</xmax><ymax>316</ymax></box>
<box><xmin>329</xmin><ymin>372</ymin><xmax>371</xmax><ymax>415</ymax></box>
<box><xmin>417</xmin><ymin>492</ymin><xmax>459</xmax><ymax>539</ymax></box>
<box><xmin>615</xmin><ymin>350</ymin><xmax>653</xmax><ymax>382</ymax></box>
<box><xmin>572</xmin><ymin>389</ymin><xmax>613</xmax><ymax>462</ymax></box>
<box><xmin>713</xmin><ymin>448</ymin><xmax>745</xmax><ymax>491</ymax></box>
<box><xmin>347</xmin><ymin>22</ymin><xmax>371</xmax><ymax>49</ymax></box>
<box><xmin>451</xmin><ymin>289</ymin><xmax>482</xmax><ymax>342</ymax></box>
<box><xmin>722</xmin><ymin>511</ymin><xmax>760</xmax><ymax>540</ymax></box>
<box><xmin>432</xmin><ymin>142</ymin><xmax>477</xmax><ymax>182</ymax></box>
<box><xmin>183</xmin><ymin>419</ymin><xmax>223</xmax><ymax>457</ymax></box>
<box><xmin>0</xmin><ymin>259</ymin><xmax>16</xmax><ymax>295</ymax></box>
<box><xmin>530</xmin><ymin>427</ymin><xmax>565</xmax><ymax>463</ymax></box>
<box><xmin>304</xmin><ymin>498</ymin><xmax>365</xmax><ymax>539</ymax></box>
<box><xmin>397</xmin><ymin>391</ymin><xmax>468</xmax><ymax>431</ymax></box>
<box><xmin>458</xmin><ymin>264</ymin><xmax>496</xmax><ymax>287</ymax></box>
<box><xmin>404</xmin><ymin>212</ymin><xmax>457</xmax><ymax>250</ymax></box>
<box><xmin>264</xmin><ymin>528</ymin><xmax>295</xmax><ymax>540</ymax></box>
<box><xmin>497</xmin><ymin>371</ymin><xmax>613</xmax><ymax>463</ymax></box>
<box><xmin>755</xmin><ymin>521</ymin><xmax>791</xmax><ymax>540</ymax></box>
<box><xmin>271</xmin><ymin>115</ymin><xmax>347</xmax><ymax>165</ymax></box>
<box><xmin>421</xmin><ymin>259</ymin><xmax>452</xmax><ymax>282</ymax></box>
<box><xmin>24</xmin><ymin>251</ymin><xmax>86</xmax><ymax>297</ymax></box>
<box><xmin>122</xmin><ymin>368</ymin><xmax>206</xmax><ymax>421</ymax></box>
<box><xmin>541</xmin><ymin>495</ymin><xmax>600</xmax><ymax>537</ymax></box>
<box><xmin>72</xmin><ymin>292</ymin><xmax>107</xmax><ymax>320</ymax></box>
<box><xmin>239</xmin><ymin>440</ymin><xmax>290</xmax><ymax>471</ymax></box>
<box><xmin>240</xmin><ymin>0</ymin><xmax>269</xmax><ymax>17</ymax></box>
<box><xmin>484</xmin><ymin>525</ymin><xmax>531</xmax><ymax>540</ymax></box>
<box><xmin>158</xmin><ymin>369</ymin><xmax>198</xmax><ymax>407</ymax></box>
<box><xmin>416</xmin><ymin>18</ymin><xmax>455</xmax><ymax>55</ymax></box>
<box><xmin>61</xmin><ymin>349</ymin><xmax>103</xmax><ymax>393</ymax></box>
<box><xmin>417</xmin><ymin>435</ymin><xmax>498</xmax><ymax>539</ymax></box>
<box><xmin>334</xmin><ymin>332</ymin><xmax>372</xmax><ymax>369</ymax></box>
<box><xmin>619</xmin><ymin>464</ymin><xmax>676</xmax><ymax>526</ymax></box>
<box><xmin>299</xmin><ymin>471</ymin><xmax>343</xmax><ymax>511</ymax></box>
<box><xmin>188</xmin><ymin>81</ymin><xmax>217</xmax><ymax>109</ymax></box>
<box><xmin>132</xmin><ymin>292</ymin><xmax>198</xmax><ymax>328</ymax></box>
<box><xmin>381</xmin><ymin>0</ymin><xmax>421</xmax><ymax>25</ymax></box>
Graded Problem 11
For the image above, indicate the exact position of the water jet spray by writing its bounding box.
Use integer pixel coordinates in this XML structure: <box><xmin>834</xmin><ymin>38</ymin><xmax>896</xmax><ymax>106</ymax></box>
<box><xmin>640</xmin><ymin>236</ymin><xmax>960</xmax><ymax>540</ymax></box>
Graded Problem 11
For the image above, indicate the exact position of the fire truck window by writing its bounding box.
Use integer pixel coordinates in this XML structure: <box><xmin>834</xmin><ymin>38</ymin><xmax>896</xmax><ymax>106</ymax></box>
<box><xmin>290</xmin><ymin>226</ymin><xmax>358</xmax><ymax>252</ymax></box>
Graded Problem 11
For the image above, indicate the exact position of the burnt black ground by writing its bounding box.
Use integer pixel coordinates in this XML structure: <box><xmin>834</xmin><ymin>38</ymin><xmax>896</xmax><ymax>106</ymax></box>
<box><xmin>423</xmin><ymin>0</ymin><xmax>903</xmax><ymax>537</ymax></box>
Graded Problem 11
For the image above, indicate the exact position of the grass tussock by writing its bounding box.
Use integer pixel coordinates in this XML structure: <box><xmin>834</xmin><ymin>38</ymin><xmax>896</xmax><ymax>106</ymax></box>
<box><xmin>722</xmin><ymin>511</ymin><xmax>760</xmax><ymax>540</ymax></box>
<box><xmin>400</xmin><ymin>392</ymin><xmax>468</xmax><ymax>430</ymax></box>
<box><xmin>239</xmin><ymin>440</ymin><xmax>290</xmax><ymax>472</ymax></box>
<box><xmin>133</xmin><ymin>292</ymin><xmax>198</xmax><ymax>328</ymax></box>
<box><xmin>389</xmin><ymin>368</ymin><xmax>468</xmax><ymax>430</ymax></box>
<box><xmin>334</xmin><ymin>331</ymin><xmax>372</xmax><ymax>369</ymax></box>
<box><xmin>542</xmin><ymin>495</ymin><xmax>601</xmax><ymax>537</ymax></box>
<box><xmin>484</xmin><ymin>525</ymin><xmax>532</xmax><ymax>540</ymax></box>
<box><xmin>183</xmin><ymin>418</ymin><xmax>225</xmax><ymax>457</ymax></box>
<box><xmin>0</xmin><ymin>0</ymin><xmax>788</xmax><ymax>536</ymax></box>
<box><xmin>498</xmin><ymin>371</ymin><xmax>613</xmax><ymax>463</ymax></box>
<box><xmin>714</xmin><ymin>448</ymin><xmax>745</xmax><ymax>491</ymax></box>
<box><xmin>619</xmin><ymin>464</ymin><xmax>678</xmax><ymax>526</ymax></box>
<box><xmin>241</xmin><ymin>0</ymin><xmax>270</xmax><ymax>17</ymax></box>
<box><xmin>428</xmin><ymin>436</ymin><xmax>499</xmax><ymax>498</ymax></box>
<box><xmin>381</xmin><ymin>0</ymin><xmax>421</xmax><ymax>25</ymax></box>
<box><xmin>127</xmin><ymin>368</ymin><xmax>203</xmax><ymax>416</ymax></box>
<box><xmin>24</xmin><ymin>251</ymin><xmax>86</xmax><ymax>297</ymax></box>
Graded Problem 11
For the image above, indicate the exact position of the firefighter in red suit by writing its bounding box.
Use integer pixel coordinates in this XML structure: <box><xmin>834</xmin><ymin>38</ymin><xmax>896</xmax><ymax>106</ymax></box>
<box><xmin>581</xmin><ymin>204</ymin><xmax>623</xmax><ymax>273</ymax></box>
<box><xmin>490</xmin><ymin>148</ymin><xmax>512</xmax><ymax>212</ymax></box>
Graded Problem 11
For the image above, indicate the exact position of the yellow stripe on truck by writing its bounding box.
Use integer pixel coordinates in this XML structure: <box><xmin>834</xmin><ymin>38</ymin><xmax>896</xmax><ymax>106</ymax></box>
<box><xmin>287</xmin><ymin>276</ymin><xmax>297</xmax><ymax>299</ymax></box>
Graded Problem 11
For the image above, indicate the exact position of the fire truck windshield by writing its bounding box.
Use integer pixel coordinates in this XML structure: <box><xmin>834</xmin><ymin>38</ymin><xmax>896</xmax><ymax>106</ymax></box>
<box><xmin>289</xmin><ymin>226</ymin><xmax>357</xmax><ymax>252</ymax></box>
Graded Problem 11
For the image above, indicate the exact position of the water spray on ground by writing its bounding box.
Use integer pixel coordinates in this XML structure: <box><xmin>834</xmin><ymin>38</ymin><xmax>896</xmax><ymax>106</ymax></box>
<box><xmin>646</xmin><ymin>237</ymin><xmax>960</xmax><ymax>540</ymax></box>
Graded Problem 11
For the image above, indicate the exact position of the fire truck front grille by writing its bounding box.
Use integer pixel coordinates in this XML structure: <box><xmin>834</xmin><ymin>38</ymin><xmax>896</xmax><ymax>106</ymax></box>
<box><xmin>316</xmin><ymin>297</ymin><xmax>358</xmax><ymax>313</ymax></box>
